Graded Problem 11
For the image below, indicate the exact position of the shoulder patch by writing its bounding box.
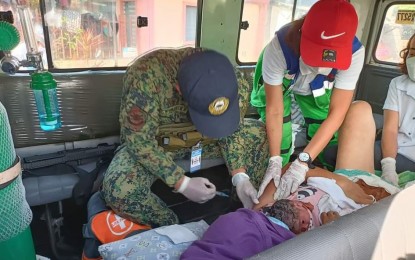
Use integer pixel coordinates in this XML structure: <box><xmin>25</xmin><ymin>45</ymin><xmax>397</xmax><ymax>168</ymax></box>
<box><xmin>127</xmin><ymin>106</ymin><xmax>146</xmax><ymax>131</ymax></box>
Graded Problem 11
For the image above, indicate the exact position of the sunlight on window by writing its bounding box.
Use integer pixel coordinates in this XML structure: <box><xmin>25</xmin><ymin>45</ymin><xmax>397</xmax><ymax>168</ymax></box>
<box><xmin>375</xmin><ymin>4</ymin><xmax>415</xmax><ymax>64</ymax></box>
<box><xmin>41</xmin><ymin>0</ymin><xmax>197</xmax><ymax>69</ymax></box>
<box><xmin>238</xmin><ymin>0</ymin><xmax>317</xmax><ymax>64</ymax></box>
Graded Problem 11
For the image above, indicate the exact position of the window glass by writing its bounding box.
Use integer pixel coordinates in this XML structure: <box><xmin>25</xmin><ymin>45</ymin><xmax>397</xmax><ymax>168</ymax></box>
<box><xmin>238</xmin><ymin>0</ymin><xmax>317</xmax><ymax>63</ymax></box>
<box><xmin>185</xmin><ymin>5</ymin><xmax>197</xmax><ymax>42</ymax></box>
<box><xmin>1</xmin><ymin>0</ymin><xmax>47</xmax><ymax>71</ymax></box>
<box><xmin>375</xmin><ymin>4</ymin><xmax>415</xmax><ymax>63</ymax></box>
<box><xmin>42</xmin><ymin>0</ymin><xmax>197</xmax><ymax>69</ymax></box>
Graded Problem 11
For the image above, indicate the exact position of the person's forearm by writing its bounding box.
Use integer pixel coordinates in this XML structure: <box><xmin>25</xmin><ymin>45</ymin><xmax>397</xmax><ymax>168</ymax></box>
<box><xmin>254</xmin><ymin>179</ymin><xmax>277</xmax><ymax>210</ymax></box>
<box><xmin>123</xmin><ymin>118</ymin><xmax>185</xmax><ymax>187</ymax></box>
<box><xmin>266</xmin><ymin>108</ymin><xmax>283</xmax><ymax>157</ymax></box>
<box><xmin>305</xmin><ymin>167</ymin><xmax>350</xmax><ymax>187</ymax></box>
<box><xmin>299</xmin><ymin>167</ymin><xmax>373</xmax><ymax>205</ymax></box>
<box><xmin>305</xmin><ymin>89</ymin><xmax>353</xmax><ymax>159</ymax></box>
<box><xmin>126</xmin><ymin>136</ymin><xmax>185</xmax><ymax>187</ymax></box>
<box><xmin>231</xmin><ymin>168</ymin><xmax>246</xmax><ymax>177</ymax></box>
<box><xmin>381</xmin><ymin>110</ymin><xmax>399</xmax><ymax>159</ymax></box>
<box><xmin>381</xmin><ymin>130</ymin><xmax>398</xmax><ymax>159</ymax></box>
<box><xmin>264</xmin><ymin>83</ymin><xmax>284</xmax><ymax>157</ymax></box>
<box><xmin>304</xmin><ymin>116</ymin><xmax>341</xmax><ymax>159</ymax></box>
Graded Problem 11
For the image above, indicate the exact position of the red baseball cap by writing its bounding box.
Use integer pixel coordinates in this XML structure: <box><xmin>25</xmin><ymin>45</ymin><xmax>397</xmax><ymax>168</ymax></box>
<box><xmin>300</xmin><ymin>0</ymin><xmax>358</xmax><ymax>70</ymax></box>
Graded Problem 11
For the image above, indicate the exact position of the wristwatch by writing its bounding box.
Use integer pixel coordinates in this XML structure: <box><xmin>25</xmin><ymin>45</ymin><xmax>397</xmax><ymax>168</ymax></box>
<box><xmin>297</xmin><ymin>152</ymin><xmax>315</xmax><ymax>169</ymax></box>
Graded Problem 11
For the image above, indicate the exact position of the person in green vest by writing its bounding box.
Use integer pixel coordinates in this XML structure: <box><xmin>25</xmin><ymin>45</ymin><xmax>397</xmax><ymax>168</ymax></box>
<box><xmin>251</xmin><ymin>0</ymin><xmax>365</xmax><ymax>200</ymax></box>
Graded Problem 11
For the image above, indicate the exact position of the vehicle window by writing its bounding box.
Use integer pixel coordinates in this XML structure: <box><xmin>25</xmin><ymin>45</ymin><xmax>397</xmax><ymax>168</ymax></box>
<box><xmin>2</xmin><ymin>0</ymin><xmax>47</xmax><ymax>71</ymax></box>
<box><xmin>41</xmin><ymin>0</ymin><xmax>197</xmax><ymax>69</ymax></box>
<box><xmin>375</xmin><ymin>4</ymin><xmax>415</xmax><ymax>64</ymax></box>
<box><xmin>238</xmin><ymin>0</ymin><xmax>317</xmax><ymax>64</ymax></box>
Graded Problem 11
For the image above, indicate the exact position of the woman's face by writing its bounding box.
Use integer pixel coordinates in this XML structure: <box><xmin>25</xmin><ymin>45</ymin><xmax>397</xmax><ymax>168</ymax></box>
<box><xmin>408</xmin><ymin>37</ymin><xmax>415</xmax><ymax>58</ymax></box>
<box><xmin>291</xmin><ymin>201</ymin><xmax>314</xmax><ymax>234</ymax></box>
<box><xmin>405</xmin><ymin>37</ymin><xmax>415</xmax><ymax>81</ymax></box>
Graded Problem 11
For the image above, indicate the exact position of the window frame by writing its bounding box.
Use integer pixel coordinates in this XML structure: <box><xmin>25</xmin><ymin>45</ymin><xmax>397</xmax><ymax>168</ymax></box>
<box><xmin>370</xmin><ymin>2</ymin><xmax>415</xmax><ymax>67</ymax></box>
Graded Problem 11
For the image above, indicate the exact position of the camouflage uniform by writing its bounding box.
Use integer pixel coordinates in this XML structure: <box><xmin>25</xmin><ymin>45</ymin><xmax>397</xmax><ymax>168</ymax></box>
<box><xmin>102</xmin><ymin>48</ymin><xmax>269</xmax><ymax>227</ymax></box>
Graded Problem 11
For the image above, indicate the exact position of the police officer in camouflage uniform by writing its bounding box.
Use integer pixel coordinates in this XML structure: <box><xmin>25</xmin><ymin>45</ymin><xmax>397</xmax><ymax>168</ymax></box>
<box><xmin>102</xmin><ymin>48</ymin><xmax>269</xmax><ymax>227</ymax></box>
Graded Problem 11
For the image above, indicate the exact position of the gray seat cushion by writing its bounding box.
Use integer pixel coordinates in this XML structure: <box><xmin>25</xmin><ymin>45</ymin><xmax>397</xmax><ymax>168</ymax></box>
<box><xmin>23</xmin><ymin>174</ymin><xmax>79</xmax><ymax>206</ymax></box>
<box><xmin>249</xmin><ymin>185</ymin><xmax>415</xmax><ymax>260</ymax></box>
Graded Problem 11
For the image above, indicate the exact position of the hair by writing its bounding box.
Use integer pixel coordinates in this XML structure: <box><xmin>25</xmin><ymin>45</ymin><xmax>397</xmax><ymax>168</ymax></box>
<box><xmin>399</xmin><ymin>33</ymin><xmax>415</xmax><ymax>75</ymax></box>
<box><xmin>284</xmin><ymin>17</ymin><xmax>306</xmax><ymax>56</ymax></box>
<box><xmin>261</xmin><ymin>199</ymin><xmax>299</xmax><ymax>231</ymax></box>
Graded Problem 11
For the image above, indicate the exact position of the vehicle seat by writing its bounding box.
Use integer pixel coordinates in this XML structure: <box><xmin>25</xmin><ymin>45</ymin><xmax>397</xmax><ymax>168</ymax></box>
<box><xmin>249</xmin><ymin>185</ymin><xmax>415</xmax><ymax>260</ymax></box>
<box><xmin>23</xmin><ymin>162</ymin><xmax>100</xmax><ymax>260</ymax></box>
<box><xmin>24</xmin><ymin>174</ymin><xmax>79</xmax><ymax>207</ymax></box>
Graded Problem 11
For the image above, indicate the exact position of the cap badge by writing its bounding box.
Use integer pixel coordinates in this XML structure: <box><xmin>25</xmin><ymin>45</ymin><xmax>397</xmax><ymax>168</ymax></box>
<box><xmin>208</xmin><ymin>97</ymin><xmax>229</xmax><ymax>116</ymax></box>
<box><xmin>322</xmin><ymin>49</ymin><xmax>337</xmax><ymax>63</ymax></box>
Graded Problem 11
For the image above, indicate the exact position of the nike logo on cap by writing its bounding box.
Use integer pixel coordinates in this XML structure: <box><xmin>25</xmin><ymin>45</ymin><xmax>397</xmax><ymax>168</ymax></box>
<box><xmin>321</xmin><ymin>31</ymin><xmax>345</xmax><ymax>40</ymax></box>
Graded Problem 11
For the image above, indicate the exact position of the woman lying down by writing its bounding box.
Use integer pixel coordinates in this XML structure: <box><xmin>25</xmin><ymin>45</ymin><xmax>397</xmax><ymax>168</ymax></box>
<box><xmin>181</xmin><ymin>101</ymin><xmax>401</xmax><ymax>259</ymax></box>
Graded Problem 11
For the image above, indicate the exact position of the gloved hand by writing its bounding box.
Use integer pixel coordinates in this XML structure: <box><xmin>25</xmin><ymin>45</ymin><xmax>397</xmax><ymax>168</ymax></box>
<box><xmin>381</xmin><ymin>157</ymin><xmax>399</xmax><ymax>186</ymax></box>
<box><xmin>275</xmin><ymin>159</ymin><xmax>308</xmax><ymax>200</ymax></box>
<box><xmin>232</xmin><ymin>172</ymin><xmax>259</xmax><ymax>209</ymax></box>
<box><xmin>176</xmin><ymin>176</ymin><xmax>216</xmax><ymax>203</ymax></box>
<box><xmin>257</xmin><ymin>156</ymin><xmax>283</xmax><ymax>198</ymax></box>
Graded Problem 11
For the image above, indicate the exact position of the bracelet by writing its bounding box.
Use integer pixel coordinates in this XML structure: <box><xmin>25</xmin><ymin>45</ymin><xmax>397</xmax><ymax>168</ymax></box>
<box><xmin>231</xmin><ymin>172</ymin><xmax>249</xmax><ymax>187</ymax></box>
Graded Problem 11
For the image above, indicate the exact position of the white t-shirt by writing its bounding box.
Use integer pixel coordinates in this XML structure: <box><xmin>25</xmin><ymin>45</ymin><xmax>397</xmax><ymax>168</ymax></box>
<box><xmin>262</xmin><ymin>34</ymin><xmax>365</xmax><ymax>95</ymax></box>
<box><xmin>383</xmin><ymin>75</ymin><xmax>415</xmax><ymax>162</ymax></box>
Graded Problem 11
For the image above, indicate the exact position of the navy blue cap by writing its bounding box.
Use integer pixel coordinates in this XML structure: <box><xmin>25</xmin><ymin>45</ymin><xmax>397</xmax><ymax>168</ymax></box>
<box><xmin>178</xmin><ymin>50</ymin><xmax>240</xmax><ymax>138</ymax></box>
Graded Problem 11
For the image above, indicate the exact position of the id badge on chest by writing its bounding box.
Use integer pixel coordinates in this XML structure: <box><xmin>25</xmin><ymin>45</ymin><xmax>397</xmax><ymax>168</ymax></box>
<box><xmin>190</xmin><ymin>142</ymin><xmax>202</xmax><ymax>173</ymax></box>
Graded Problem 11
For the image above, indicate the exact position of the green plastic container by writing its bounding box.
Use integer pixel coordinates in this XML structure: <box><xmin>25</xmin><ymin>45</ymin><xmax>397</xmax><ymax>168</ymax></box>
<box><xmin>0</xmin><ymin>102</ymin><xmax>36</xmax><ymax>260</ymax></box>
<box><xmin>31</xmin><ymin>71</ymin><xmax>62</xmax><ymax>131</ymax></box>
<box><xmin>0</xmin><ymin>227</ymin><xmax>36</xmax><ymax>260</ymax></box>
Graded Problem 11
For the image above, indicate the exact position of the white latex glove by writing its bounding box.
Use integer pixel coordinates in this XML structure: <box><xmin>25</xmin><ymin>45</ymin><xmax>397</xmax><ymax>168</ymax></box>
<box><xmin>257</xmin><ymin>156</ymin><xmax>283</xmax><ymax>198</ymax></box>
<box><xmin>232</xmin><ymin>172</ymin><xmax>259</xmax><ymax>209</ymax></box>
<box><xmin>177</xmin><ymin>176</ymin><xmax>216</xmax><ymax>203</ymax></box>
<box><xmin>275</xmin><ymin>159</ymin><xmax>308</xmax><ymax>200</ymax></box>
<box><xmin>381</xmin><ymin>157</ymin><xmax>399</xmax><ymax>186</ymax></box>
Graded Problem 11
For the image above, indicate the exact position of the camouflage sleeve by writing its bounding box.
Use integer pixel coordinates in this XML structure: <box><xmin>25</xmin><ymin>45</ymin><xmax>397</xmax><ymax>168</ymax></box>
<box><xmin>217</xmin><ymin>121</ymin><xmax>248</xmax><ymax>172</ymax></box>
<box><xmin>235</xmin><ymin>68</ymin><xmax>251</xmax><ymax>119</ymax></box>
<box><xmin>217</xmin><ymin>69</ymin><xmax>253</xmax><ymax>172</ymax></box>
<box><xmin>120</xmin><ymin>70</ymin><xmax>185</xmax><ymax>187</ymax></box>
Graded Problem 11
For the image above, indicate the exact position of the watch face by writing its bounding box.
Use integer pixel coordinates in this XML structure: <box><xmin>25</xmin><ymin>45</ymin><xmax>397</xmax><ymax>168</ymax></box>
<box><xmin>299</xmin><ymin>152</ymin><xmax>310</xmax><ymax>162</ymax></box>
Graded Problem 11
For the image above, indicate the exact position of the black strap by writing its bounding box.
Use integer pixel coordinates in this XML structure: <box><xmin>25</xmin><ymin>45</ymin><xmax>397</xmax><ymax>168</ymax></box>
<box><xmin>283</xmin><ymin>114</ymin><xmax>291</xmax><ymax>124</ymax></box>
<box><xmin>281</xmin><ymin>142</ymin><xmax>293</xmax><ymax>155</ymax></box>
<box><xmin>304</xmin><ymin>117</ymin><xmax>325</xmax><ymax>125</ymax></box>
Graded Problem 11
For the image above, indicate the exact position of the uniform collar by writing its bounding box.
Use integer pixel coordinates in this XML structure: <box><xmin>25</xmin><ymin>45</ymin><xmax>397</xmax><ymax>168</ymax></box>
<box><xmin>397</xmin><ymin>76</ymin><xmax>415</xmax><ymax>99</ymax></box>
<box><xmin>299</xmin><ymin>57</ymin><xmax>314</xmax><ymax>75</ymax></box>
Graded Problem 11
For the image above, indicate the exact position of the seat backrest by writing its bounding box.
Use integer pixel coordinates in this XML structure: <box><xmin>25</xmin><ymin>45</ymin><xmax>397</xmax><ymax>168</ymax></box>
<box><xmin>249</xmin><ymin>185</ymin><xmax>415</xmax><ymax>260</ymax></box>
